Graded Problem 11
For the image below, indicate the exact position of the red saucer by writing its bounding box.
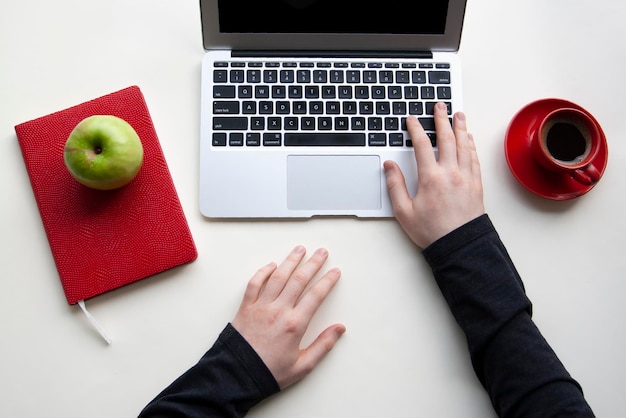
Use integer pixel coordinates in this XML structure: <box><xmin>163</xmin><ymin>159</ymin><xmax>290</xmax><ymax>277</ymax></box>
<box><xmin>504</xmin><ymin>98</ymin><xmax>608</xmax><ymax>200</ymax></box>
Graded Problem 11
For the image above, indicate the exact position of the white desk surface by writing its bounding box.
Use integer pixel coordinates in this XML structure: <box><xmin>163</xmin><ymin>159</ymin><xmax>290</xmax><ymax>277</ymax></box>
<box><xmin>1</xmin><ymin>1</ymin><xmax>625</xmax><ymax>417</ymax></box>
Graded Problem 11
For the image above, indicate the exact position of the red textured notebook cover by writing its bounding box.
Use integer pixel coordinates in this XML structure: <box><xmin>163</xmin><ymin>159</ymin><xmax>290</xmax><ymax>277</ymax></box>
<box><xmin>15</xmin><ymin>86</ymin><xmax>198</xmax><ymax>304</ymax></box>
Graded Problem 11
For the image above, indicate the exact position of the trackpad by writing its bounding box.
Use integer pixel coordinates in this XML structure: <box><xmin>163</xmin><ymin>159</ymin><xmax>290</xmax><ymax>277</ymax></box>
<box><xmin>287</xmin><ymin>155</ymin><xmax>381</xmax><ymax>210</ymax></box>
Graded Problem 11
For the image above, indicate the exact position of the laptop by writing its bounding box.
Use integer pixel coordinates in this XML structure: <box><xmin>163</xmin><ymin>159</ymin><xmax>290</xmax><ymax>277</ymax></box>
<box><xmin>199</xmin><ymin>0</ymin><xmax>467</xmax><ymax>218</ymax></box>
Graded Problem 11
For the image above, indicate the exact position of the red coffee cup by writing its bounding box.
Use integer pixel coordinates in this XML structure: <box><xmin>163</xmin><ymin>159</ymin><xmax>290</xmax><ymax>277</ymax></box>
<box><xmin>532</xmin><ymin>108</ymin><xmax>601</xmax><ymax>186</ymax></box>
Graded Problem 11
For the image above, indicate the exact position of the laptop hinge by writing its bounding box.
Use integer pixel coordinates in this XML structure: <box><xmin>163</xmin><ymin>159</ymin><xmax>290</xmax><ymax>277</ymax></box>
<box><xmin>231</xmin><ymin>50</ymin><xmax>433</xmax><ymax>59</ymax></box>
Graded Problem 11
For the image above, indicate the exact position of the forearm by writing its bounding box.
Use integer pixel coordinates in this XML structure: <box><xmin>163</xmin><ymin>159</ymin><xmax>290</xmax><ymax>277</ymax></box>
<box><xmin>423</xmin><ymin>214</ymin><xmax>594</xmax><ymax>417</ymax></box>
<box><xmin>139</xmin><ymin>323</ymin><xmax>280</xmax><ymax>418</ymax></box>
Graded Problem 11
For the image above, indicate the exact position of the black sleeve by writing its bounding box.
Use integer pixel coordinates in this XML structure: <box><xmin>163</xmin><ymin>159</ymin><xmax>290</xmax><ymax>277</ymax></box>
<box><xmin>138</xmin><ymin>323</ymin><xmax>280</xmax><ymax>418</ymax></box>
<box><xmin>422</xmin><ymin>214</ymin><xmax>595</xmax><ymax>417</ymax></box>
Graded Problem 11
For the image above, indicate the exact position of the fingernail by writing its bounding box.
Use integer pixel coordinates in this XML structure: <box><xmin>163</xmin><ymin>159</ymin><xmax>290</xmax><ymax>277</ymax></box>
<box><xmin>437</xmin><ymin>102</ymin><xmax>447</xmax><ymax>111</ymax></box>
<box><xmin>294</xmin><ymin>245</ymin><xmax>305</xmax><ymax>254</ymax></box>
<box><xmin>329</xmin><ymin>267</ymin><xmax>341</xmax><ymax>277</ymax></box>
<box><xmin>316</xmin><ymin>248</ymin><xmax>328</xmax><ymax>257</ymax></box>
<box><xmin>455</xmin><ymin>111</ymin><xmax>466</xmax><ymax>122</ymax></box>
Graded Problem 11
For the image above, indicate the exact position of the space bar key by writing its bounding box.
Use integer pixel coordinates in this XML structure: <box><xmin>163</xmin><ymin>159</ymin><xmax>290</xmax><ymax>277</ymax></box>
<box><xmin>284</xmin><ymin>133</ymin><xmax>366</xmax><ymax>146</ymax></box>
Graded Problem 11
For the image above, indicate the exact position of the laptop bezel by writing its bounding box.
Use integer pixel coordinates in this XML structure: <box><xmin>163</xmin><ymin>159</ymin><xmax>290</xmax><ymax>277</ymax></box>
<box><xmin>199</xmin><ymin>0</ymin><xmax>467</xmax><ymax>53</ymax></box>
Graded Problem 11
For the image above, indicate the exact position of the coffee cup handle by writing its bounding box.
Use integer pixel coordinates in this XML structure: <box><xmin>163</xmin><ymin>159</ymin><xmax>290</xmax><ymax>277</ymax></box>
<box><xmin>571</xmin><ymin>164</ymin><xmax>600</xmax><ymax>186</ymax></box>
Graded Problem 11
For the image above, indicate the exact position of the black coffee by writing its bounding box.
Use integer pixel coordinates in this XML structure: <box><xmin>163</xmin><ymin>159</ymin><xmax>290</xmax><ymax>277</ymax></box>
<box><xmin>546</xmin><ymin>122</ymin><xmax>588</xmax><ymax>163</ymax></box>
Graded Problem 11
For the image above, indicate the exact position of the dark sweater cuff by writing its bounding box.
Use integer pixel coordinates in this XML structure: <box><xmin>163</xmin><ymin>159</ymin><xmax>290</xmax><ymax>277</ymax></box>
<box><xmin>220</xmin><ymin>323</ymin><xmax>281</xmax><ymax>398</ymax></box>
<box><xmin>422</xmin><ymin>214</ymin><xmax>495</xmax><ymax>264</ymax></box>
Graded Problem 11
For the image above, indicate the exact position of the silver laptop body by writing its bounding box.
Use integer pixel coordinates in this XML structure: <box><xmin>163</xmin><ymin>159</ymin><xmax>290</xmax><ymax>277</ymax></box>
<box><xmin>199</xmin><ymin>0</ymin><xmax>467</xmax><ymax>218</ymax></box>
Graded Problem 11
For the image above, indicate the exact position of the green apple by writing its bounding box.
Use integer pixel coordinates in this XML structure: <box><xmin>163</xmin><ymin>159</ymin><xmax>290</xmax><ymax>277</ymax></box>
<box><xmin>63</xmin><ymin>115</ymin><xmax>144</xmax><ymax>190</ymax></box>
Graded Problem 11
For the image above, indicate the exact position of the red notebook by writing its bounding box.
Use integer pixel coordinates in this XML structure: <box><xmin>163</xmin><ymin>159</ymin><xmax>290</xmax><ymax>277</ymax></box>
<box><xmin>15</xmin><ymin>86</ymin><xmax>198</xmax><ymax>305</ymax></box>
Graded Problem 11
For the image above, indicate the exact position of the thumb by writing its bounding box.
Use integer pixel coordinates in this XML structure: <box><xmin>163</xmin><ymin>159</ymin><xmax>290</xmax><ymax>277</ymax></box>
<box><xmin>287</xmin><ymin>324</ymin><xmax>346</xmax><ymax>388</ymax></box>
<box><xmin>383</xmin><ymin>161</ymin><xmax>411</xmax><ymax>213</ymax></box>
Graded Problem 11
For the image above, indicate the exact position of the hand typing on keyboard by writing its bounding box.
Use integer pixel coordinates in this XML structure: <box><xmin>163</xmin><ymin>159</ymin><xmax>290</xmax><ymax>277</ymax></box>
<box><xmin>383</xmin><ymin>102</ymin><xmax>485</xmax><ymax>249</ymax></box>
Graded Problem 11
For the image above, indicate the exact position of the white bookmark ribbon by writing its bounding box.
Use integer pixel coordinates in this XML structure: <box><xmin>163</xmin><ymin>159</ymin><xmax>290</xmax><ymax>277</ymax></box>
<box><xmin>78</xmin><ymin>300</ymin><xmax>112</xmax><ymax>345</ymax></box>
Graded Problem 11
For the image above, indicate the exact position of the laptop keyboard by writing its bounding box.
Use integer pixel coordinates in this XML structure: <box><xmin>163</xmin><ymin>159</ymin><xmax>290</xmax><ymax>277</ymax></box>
<box><xmin>210</xmin><ymin>60</ymin><xmax>453</xmax><ymax>148</ymax></box>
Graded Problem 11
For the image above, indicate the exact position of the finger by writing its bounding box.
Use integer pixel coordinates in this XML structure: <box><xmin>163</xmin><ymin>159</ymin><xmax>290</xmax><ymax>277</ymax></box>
<box><xmin>259</xmin><ymin>245</ymin><xmax>307</xmax><ymax>302</ymax></box>
<box><xmin>406</xmin><ymin>115</ymin><xmax>437</xmax><ymax>170</ymax></box>
<box><xmin>467</xmin><ymin>133</ymin><xmax>483</xmax><ymax>189</ymax></box>
<box><xmin>452</xmin><ymin>112</ymin><xmax>472</xmax><ymax>170</ymax></box>
<box><xmin>433</xmin><ymin>102</ymin><xmax>456</xmax><ymax>167</ymax></box>
<box><xmin>383</xmin><ymin>160</ymin><xmax>414</xmax><ymax>223</ymax></box>
<box><xmin>286</xmin><ymin>323</ymin><xmax>346</xmax><ymax>388</ymax></box>
<box><xmin>295</xmin><ymin>267</ymin><xmax>341</xmax><ymax>322</ymax></box>
<box><xmin>278</xmin><ymin>248</ymin><xmax>329</xmax><ymax>304</ymax></box>
<box><xmin>241</xmin><ymin>261</ymin><xmax>277</xmax><ymax>304</ymax></box>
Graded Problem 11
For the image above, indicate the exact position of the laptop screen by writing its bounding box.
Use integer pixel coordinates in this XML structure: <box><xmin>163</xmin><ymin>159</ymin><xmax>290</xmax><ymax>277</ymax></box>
<box><xmin>217</xmin><ymin>0</ymin><xmax>449</xmax><ymax>35</ymax></box>
<box><xmin>201</xmin><ymin>0</ymin><xmax>466</xmax><ymax>52</ymax></box>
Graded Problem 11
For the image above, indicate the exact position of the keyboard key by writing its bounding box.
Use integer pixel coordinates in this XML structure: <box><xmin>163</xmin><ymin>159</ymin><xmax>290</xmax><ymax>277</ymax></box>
<box><xmin>421</xmin><ymin>86</ymin><xmax>435</xmax><ymax>99</ymax></box>
<box><xmin>247</xmin><ymin>70</ymin><xmax>261</xmax><ymax>83</ymax></box>
<box><xmin>393</xmin><ymin>102</ymin><xmax>407</xmax><ymax>115</ymax></box>
<box><xmin>418</xmin><ymin>117</ymin><xmax>436</xmax><ymax>131</ymax></box>
<box><xmin>335</xmin><ymin>117</ymin><xmax>349</xmax><ymax>130</ymax></box>
<box><xmin>368</xmin><ymin>117</ymin><xmax>383</xmax><ymax>130</ymax></box>
<box><xmin>319</xmin><ymin>117</ymin><xmax>333</xmax><ymax>130</ymax></box>
<box><xmin>412</xmin><ymin>71</ymin><xmax>427</xmax><ymax>84</ymax></box>
<box><xmin>429</xmin><ymin>71</ymin><xmax>451</xmax><ymax>84</ymax></box>
<box><xmin>285</xmin><ymin>117</ymin><xmax>298</xmax><ymax>130</ymax></box>
<box><xmin>268</xmin><ymin>117</ymin><xmax>281</xmax><ymax>130</ymax></box>
<box><xmin>284</xmin><ymin>133</ymin><xmax>365</xmax><ymax>146</ymax></box>
<box><xmin>229</xmin><ymin>133</ymin><xmax>244</xmax><ymax>146</ymax></box>
<box><xmin>346</xmin><ymin>70</ymin><xmax>360</xmax><ymax>83</ymax></box>
<box><xmin>242</xmin><ymin>101</ymin><xmax>256</xmax><ymax>114</ymax></box>
<box><xmin>263</xmin><ymin>133</ymin><xmax>282</xmax><ymax>146</ymax></box>
<box><xmin>322</xmin><ymin>86</ymin><xmax>336</xmax><ymax>98</ymax></box>
<box><xmin>313</xmin><ymin>70</ymin><xmax>328</xmax><ymax>83</ymax></box>
<box><xmin>263</xmin><ymin>70</ymin><xmax>278</xmax><ymax>83</ymax></box>
<box><xmin>385</xmin><ymin>117</ymin><xmax>399</xmax><ymax>130</ymax></box>
<box><xmin>389</xmin><ymin>133</ymin><xmax>404</xmax><ymax>146</ymax></box>
<box><xmin>372</xmin><ymin>86</ymin><xmax>385</xmax><ymax>99</ymax></box>
<box><xmin>388</xmin><ymin>86</ymin><xmax>402</xmax><ymax>99</ymax></box>
<box><xmin>293</xmin><ymin>101</ymin><xmax>307</xmax><ymax>114</ymax></box>
<box><xmin>213</xmin><ymin>117</ymin><xmax>247</xmax><ymax>130</ymax></box>
<box><xmin>343</xmin><ymin>102</ymin><xmax>357</xmax><ymax>114</ymax></box>
<box><xmin>213</xmin><ymin>85</ymin><xmax>235</xmax><ymax>98</ymax></box>
<box><xmin>330</xmin><ymin>70</ymin><xmax>344</xmax><ymax>83</ymax></box>
<box><xmin>251</xmin><ymin>117</ymin><xmax>264</xmax><ymax>130</ymax></box>
<box><xmin>230</xmin><ymin>70</ymin><xmax>245</xmax><ymax>83</ymax></box>
<box><xmin>376</xmin><ymin>102</ymin><xmax>390</xmax><ymax>114</ymax></box>
<box><xmin>213</xmin><ymin>70</ymin><xmax>227</xmax><ymax>83</ymax></box>
<box><xmin>259</xmin><ymin>101</ymin><xmax>273</xmax><ymax>114</ymax></box>
<box><xmin>379</xmin><ymin>71</ymin><xmax>394</xmax><ymax>83</ymax></box>
<box><xmin>309</xmin><ymin>101</ymin><xmax>323</xmax><ymax>114</ymax></box>
<box><xmin>396</xmin><ymin>71</ymin><xmax>410</xmax><ymax>83</ymax></box>
<box><xmin>305</xmin><ymin>86</ymin><xmax>319</xmax><ymax>98</ymax></box>
<box><xmin>212</xmin><ymin>133</ymin><xmax>227</xmax><ymax>146</ymax></box>
<box><xmin>238</xmin><ymin>85</ymin><xmax>252</xmax><ymax>98</ymax></box>
<box><xmin>301</xmin><ymin>117</ymin><xmax>315</xmax><ymax>130</ymax></box>
<box><xmin>246</xmin><ymin>133</ymin><xmax>261</xmax><ymax>146</ymax></box>
<box><xmin>368</xmin><ymin>133</ymin><xmax>387</xmax><ymax>146</ymax></box>
<box><xmin>276</xmin><ymin>101</ymin><xmax>290</xmax><ymax>114</ymax></box>
<box><xmin>425</xmin><ymin>102</ymin><xmax>451</xmax><ymax>115</ymax></box>
<box><xmin>355</xmin><ymin>86</ymin><xmax>369</xmax><ymax>99</ymax></box>
<box><xmin>363</xmin><ymin>71</ymin><xmax>377</xmax><ymax>83</ymax></box>
<box><xmin>404</xmin><ymin>86</ymin><xmax>418</xmax><ymax>99</ymax></box>
<box><xmin>351</xmin><ymin>117</ymin><xmax>366</xmax><ymax>130</ymax></box>
<box><xmin>339</xmin><ymin>86</ymin><xmax>352</xmax><ymax>99</ymax></box>
<box><xmin>255</xmin><ymin>86</ymin><xmax>269</xmax><ymax>98</ymax></box>
<box><xmin>297</xmin><ymin>70</ymin><xmax>311</xmax><ymax>82</ymax></box>
<box><xmin>213</xmin><ymin>101</ymin><xmax>239</xmax><ymax>114</ymax></box>
<box><xmin>437</xmin><ymin>86</ymin><xmax>452</xmax><ymax>100</ymax></box>
<box><xmin>280</xmin><ymin>70</ymin><xmax>295</xmax><ymax>83</ymax></box>
<box><xmin>272</xmin><ymin>85</ymin><xmax>286</xmax><ymax>98</ymax></box>
<box><xmin>288</xmin><ymin>86</ymin><xmax>303</xmax><ymax>99</ymax></box>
